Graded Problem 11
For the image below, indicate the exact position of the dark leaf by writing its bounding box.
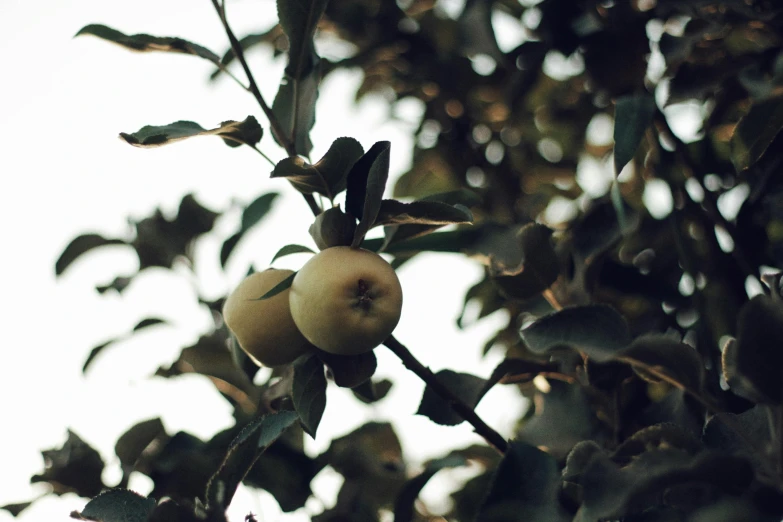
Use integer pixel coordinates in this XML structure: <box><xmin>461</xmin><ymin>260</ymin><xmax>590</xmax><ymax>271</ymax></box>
<box><xmin>133</xmin><ymin>318</ymin><xmax>167</xmax><ymax>331</ymax></box>
<box><xmin>119</xmin><ymin>117</ymin><xmax>262</xmax><ymax>148</ymax></box>
<box><xmin>292</xmin><ymin>354</ymin><xmax>327</xmax><ymax>437</ymax></box>
<box><xmin>520</xmin><ymin>304</ymin><xmax>632</xmax><ymax>357</ymax></box>
<box><xmin>253</xmin><ymin>271</ymin><xmax>296</xmax><ymax>300</ymax></box>
<box><xmin>0</xmin><ymin>501</ymin><xmax>33</xmax><ymax>517</ymax></box>
<box><xmin>731</xmin><ymin>94</ymin><xmax>783</xmax><ymax>173</ymax></box>
<box><xmin>458</xmin><ymin>0</ymin><xmax>505</xmax><ymax>63</ymax></box>
<box><xmin>271</xmin><ymin>137</ymin><xmax>364</xmax><ymax>198</ymax></box>
<box><xmin>346</xmin><ymin>141</ymin><xmax>391</xmax><ymax>247</ymax></box>
<box><xmin>519</xmin><ymin>380</ymin><xmax>599</xmax><ymax>460</ymax></box>
<box><xmin>703</xmin><ymin>405</ymin><xmax>775</xmax><ymax>477</ymax></box>
<box><xmin>351</xmin><ymin>379</ymin><xmax>393</xmax><ymax>404</ymax></box>
<box><xmin>373</xmin><ymin>199</ymin><xmax>473</xmax><ymax>227</ymax></box>
<box><xmin>270</xmin><ymin>244</ymin><xmax>315</xmax><ymax>263</ymax></box>
<box><xmin>115</xmin><ymin>418</ymin><xmax>167</xmax><ymax>486</ymax></box>
<box><xmin>96</xmin><ymin>276</ymin><xmax>133</xmax><ymax>294</ymax></box>
<box><xmin>571</xmin><ymin>199</ymin><xmax>639</xmax><ymax>260</ymax></box>
<box><xmin>243</xmin><ymin>439</ymin><xmax>319</xmax><ymax>512</ymax></box>
<box><xmin>70</xmin><ymin>489</ymin><xmax>155</xmax><ymax>522</ymax></box>
<box><xmin>32</xmin><ymin>430</ymin><xmax>105</xmax><ymax>498</ymax></box>
<box><xmin>210</xmin><ymin>26</ymin><xmax>285</xmax><ymax>80</ymax></box>
<box><xmin>617</xmin><ymin>335</ymin><xmax>704</xmax><ymax>392</ymax></box>
<box><xmin>56</xmin><ymin>233</ymin><xmax>127</xmax><ymax>276</ymax></box>
<box><xmin>478</xmin><ymin>358</ymin><xmax>559</xmax><ymax>399</ymax></box>
<box><xmin>491</xmin><ymin>223</ymin><xmax>559</xmax><ymax>300</ymax></box>
<box><xmin>83</xmin><ymin>339</ymin><xmax>116</xmax><ymax>374</ymax></box>
<box><xmin>220</xmin><ymin>192</ymin><xmax>280</xmax><ymax>268</ymax></box>
<box><xmin>477</xmin><ymin>441</ymin><xmax>570</xmax><ymax>522</ymax></box>
<box><xmin>723</xmin><ymin>295</ymin><xmax>783</xmax><ymax>403</ymax></box>
<box><xmin>271</xmin><ymin>70</ymin><xmax>319</xmax><ymax>156</ymax></box>
<box><xmin>393</xmin><ymin>454</ymin><xmax>467</xmax><ymax>522</ymax></box>
<box><xmin>317</xmin><ymin>350</ymin><xmax>377</xmax><ymax>388</ymax></box>
<box><xmin>277</xmin><ymin>0</ymin><xmax>328</xmax><ymax>78</ymax></box>
<box><xmin>309</xmin><ymin>207</ymin><xmax>357</xmax><ymax>250</ymax></box>
<box><xmin>75</xmin><ymin>24</ymin><xmax>220</xmax><ymax>64</ymax></box>
<box><xmin>416</xmin><ymin>370</ymin><xmax>486</xmax><ymax>426</ymax></box>
<box><xmin>614</xmin><ymin>93</ymin><xmax>656</xmax><ymax>175</ymax></box>
<box><xmin>83</xmin><ymin>318</ymin><xmax>168</xmax><ymax>374</ymax></box>
<box><xmin>206</xmin><ymin>411</ymin><xmax>299</xmax><ymax>508</ymax></box>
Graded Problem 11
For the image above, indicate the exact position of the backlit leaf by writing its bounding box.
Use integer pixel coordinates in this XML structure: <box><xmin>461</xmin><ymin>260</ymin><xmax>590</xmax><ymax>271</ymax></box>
<box><xmin>292</xmin><ymin>354</ymin><xmax>327</xmax><ymax>437</ymax></box>
<box><xmin>119</xmin><ymin>117</ymin><xmax>262</xmax><ymax>148</ymax></box>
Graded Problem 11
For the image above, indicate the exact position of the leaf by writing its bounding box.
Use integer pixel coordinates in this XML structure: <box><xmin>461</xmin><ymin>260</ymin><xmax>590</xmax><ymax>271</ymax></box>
<box><xmin>346</xmin><ymin>141</ymin><xmax>392</xmax><ymax>247</ymax></box>
<box><xmin>521</xmin><ymin>304</ymin><xmax>632</xmax><ymax>356</ymax></box>
<box><xmin>490</xmin><ymin>223</ymin><xmax>560</xmax><ymax>299</ymax></box>
<box><xmin>373</xmin><ymin>199</ymin><xmax>474</xmax><ymax>227</ymax></box>
<box><xmin>352</xmin><ymin>379</ymin><xmax>393</xmax><ymax>404</ymax></box>
<box><xmin>205</xmin><ymin>411</ymin><xmax>299</xmax><ymax>508</ymax></box>
<box><xmin>210</xmin><ymin>26</ymin><xmax>285</xmax><ymax>80</ymax></box>
<box><xmin>458</xmin><ymin>0</ymin><xmax>505</xmax><ymax>63</ymax></box>
<box><xmin>114</xmin><ymin>418</ymin><xmax>166</xmax><ymax>487</ymax></box>
<box><xmin>272</xmin><ymin>70</ymin><xmax>319</xmax><ymax>156</ymax></box>
<box><xmin>56</xmin><ymin>233</ymin><xmax>128</xmax><ymax>276</ymax></box>
<box><xmin>70</xmin><ymin>489</ymin><xmax>155</xmax><ymax>522</ymax></box>
<box><xmin>478</xmin><ymin>358</ymin><xmax>559</xmax><ymax>399</ymax></box>
<box><xmin>32</xmin><ymin>430</ymin><xmax>105</xmax><ymax>498</ymax></box>
<box><xmin>617</xmin><ymin>335</ymin><xmax>704</xmax><ymax>391</ymax></box>
<box><xmin>220</xmin><ymin>192</ymin><xmax>280</xmax><ymax>268</ymax></box>
<box><xmin>309</xmin><ymin>207</ymin><xmax>357</xmax><ymax>250</ymax></box>
<box><xmin>253</xmin><ymin>271</ymin><xmax>296</xmax><ymax>300</ymax></box>
<box><xmin>292</xmin><ymin>354</ymin><xmax>327</xmax><ymax>437</ymax></box>
<box><xmin>82</xmin><ymin>318</ymin><xmax>168</xmax><ymax>373</ymax></box>
<box><xmin>119</xmin><ymin>117</ymin><xmax>262</xmax><ymax>148</ymax></box>
<box><xmin>270</xmin><ymin>244</ymin><xmax>315</xmax><ymax>263</ymax></box>
<box><xmin>317</xmin><ymin>350</ymin><xmax>377</xmax><ymax>388</ymax></box>
<box><xmin>75</xmin><ymin>24</ymin><xmax>221</xmax><ymax>64</ymax></box>
<box><xmin>732</xmin><ymin>94</ymin><xmax>783</xmax><ymax>173</ymax></box>
<box><xmin>722</xmin><ymin>295</ymin><xmax>783</xmax><ymax>403</ymax></box>
<box><xmin>271</xmin><ymin>137</ymin><xmax>364</xmax><ymax>198</ymax></box>
<box><xmin>393</xmin><ymin>454</ymin><xmax>468</xmax><ymax>522</ymax></box>
<box><xmin>277</xmin><ymin>0</ymin><xmax>329</xmax><ymax>79</ymax></box>
<box><xmin>613</xmin><ymin>93</ymin><xmax>656</xmax><ymax>175</ymax></box>
<box><xmin>416</xmin><ymin>370</ymin><xmax>486</xmax><ymax>426</ymax></box>
<box><xmin>477</xmin><ymin>441</ymin><xmax>570</xmax><ymax>522</ymax></box>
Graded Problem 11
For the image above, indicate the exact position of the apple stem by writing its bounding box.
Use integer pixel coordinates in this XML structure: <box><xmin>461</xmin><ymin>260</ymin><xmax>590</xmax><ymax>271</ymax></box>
<box><xmin>383</xmin><ymin>335</ymin><xmax>509</xmax><ymax>454</ymax></box>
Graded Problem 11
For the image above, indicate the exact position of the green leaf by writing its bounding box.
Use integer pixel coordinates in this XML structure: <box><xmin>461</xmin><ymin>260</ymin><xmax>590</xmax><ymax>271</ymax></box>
<box><xmin>520</xmin><ymin>304</ymin><xmax>632</xmax><ymax>356</ymax></box>
<box><xmin>75</xmin><ymin>24</ymin><xmax>221</xmax><ymax>65</ymax></box>
<box><xmin>220</xmin><ymin>192</ymin><xmax>280</xmax><ymax>268</ymax></box>
<box><xmin>56</xmin><ymin>233</ymin><xmax>128</xmax><ymax>276</ymax></box>
<box><xmin>119</xmin><ymin>117</ymin><xmax>262</xmax><ymax>148</ymax></box>
<box><xmin>723</xmin><ymin>295</ymin><xmax>783</xmax><ymax>403</ymax></box>
<box><xmin>270</xmin><ymin>244</ymin><xmax>315</xmax><ymax>263</ymax></box>
<box><xmin>732</xmin><ymin>94</ymin><xmax>783</xmax><ymax>172</ymax></box>
<box><xmin>490</xmin><ymin>223</ymin><xmax>560</xmax><ymax>300</ymax></box>
<box><xmin>477</xmin><ymin>441</ymin><xmax>570</xmax><ymax>522</ymax></box>
<box><xmin>272</xmin><ymin>137</ymin><xmax>363</xmax><ymax>198</ymax></box>
<box><xmin>416</xmin><ymin>370</ymin><xmax>486</xmax><ymax>426</ymax></box>
<box><xmin>352</xmin><ymin>379</ymin><xmax>393</xmax><ymax>404</ymax></box>
<box><xmin>393</xmin><ymin>454</ymin><xmax>468</xmax><ymax>522</ymax></box>
<box><xmin>316</xmin><ymin>350</ymin><xmax>377</xmax><ymax>388</ymax></box>
<box><xmin>71</xmin><ymin>489</ymin><xmax>155</xmax><ymax>522</ymax></box>
<box><xmin>252</xmin><ymin>271</ymin><xmax>296</xmax><ymax>300</ymax></box>
<box><xmin>613</xmin><ymin>93</ymin><xmax>656</xmax><ymax>175</ymax></box>
<box><xmin>346</xmin><ymin>141</ymin><xmax>392</xmax><ymax>247</ymax></box>
<box><xmin>292</xmin><ymin>354</ymin><xmax>327</xmax><ymax>438</ymax></box>
<box><xmin>271</xmin><ymin>70</ymin><xmax>319</xmax><ymax>156</ymax></box>
<box><xmin>277</xmin><ymin>0</ymin><xmax>328</xmax><ymax>79</ymax></box>
<box><xmin>205</xmin><ymin>411</ymin><xmax>299</xmax><ymax>509</ymax></box>
<box><xmin>373</xmin><ymin>199</ymin><xmax>474</xmax><ymax>227</ymax></box>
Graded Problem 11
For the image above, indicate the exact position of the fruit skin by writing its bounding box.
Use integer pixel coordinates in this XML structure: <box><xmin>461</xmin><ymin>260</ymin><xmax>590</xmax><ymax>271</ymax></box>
<box><xmin>289</xmin><ymin>246</ymin><xmax>403</xmax><ymax>355</ymax></box>
<box><xmin>222</xmin><ymin>269</ymin><xmax>312</xmax><ymax>367</ymax></box>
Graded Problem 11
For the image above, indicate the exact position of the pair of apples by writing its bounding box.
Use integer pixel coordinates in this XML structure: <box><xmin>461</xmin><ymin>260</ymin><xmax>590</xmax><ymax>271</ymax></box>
<box><xmin>222</xmin><ymin>247</ymin><xmax>403</xmax><ymax>367</ymax></box>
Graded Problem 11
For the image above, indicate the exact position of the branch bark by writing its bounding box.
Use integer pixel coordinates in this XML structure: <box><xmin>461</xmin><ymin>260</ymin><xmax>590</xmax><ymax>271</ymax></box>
<box><xmin>383</xmin><ymin>335</ymin><xmax>509</xmax><ymax>454</ymax></box>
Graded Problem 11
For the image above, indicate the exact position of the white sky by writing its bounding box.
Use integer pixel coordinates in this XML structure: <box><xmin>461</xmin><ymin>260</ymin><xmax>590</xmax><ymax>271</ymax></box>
<box><xmin>0</xmin><ymin>1</ymin><xmax>519</xmax><ymax>520</ymax></box>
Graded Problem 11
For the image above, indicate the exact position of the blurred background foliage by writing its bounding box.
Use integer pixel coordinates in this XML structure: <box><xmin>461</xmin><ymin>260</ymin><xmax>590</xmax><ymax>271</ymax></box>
<box><xmin>13</xmin><ymin>0</ymin><xmax>783</xmax><ymax>521</ymax></box>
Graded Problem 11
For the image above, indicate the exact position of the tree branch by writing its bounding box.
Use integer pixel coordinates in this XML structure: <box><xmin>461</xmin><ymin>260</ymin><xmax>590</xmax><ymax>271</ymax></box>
<box><xmin>383</xmin><ymin>335</ymin><xmax>509</xmax><ymax>454</ymax></box>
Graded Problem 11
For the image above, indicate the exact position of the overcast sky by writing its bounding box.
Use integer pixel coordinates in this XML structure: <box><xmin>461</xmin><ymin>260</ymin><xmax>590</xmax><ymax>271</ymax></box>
<box><xmin>0</xmin><ymin>2</ymin><xmax>521</xmax><ymax>520</ymax></box>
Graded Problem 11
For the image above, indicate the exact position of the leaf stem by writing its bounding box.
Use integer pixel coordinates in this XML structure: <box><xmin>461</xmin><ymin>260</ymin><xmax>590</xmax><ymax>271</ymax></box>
<box><xmin>383</xmin><ymin>335</ymin><xmax>509</xmax><ymax>454</ymax></box>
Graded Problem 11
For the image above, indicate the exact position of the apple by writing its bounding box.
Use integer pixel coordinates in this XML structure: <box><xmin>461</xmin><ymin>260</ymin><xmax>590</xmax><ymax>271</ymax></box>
<box><xmin>289</xmin><ymin>246</ymin><xmax>403</xmax><ymax>355</ymax></box>
<box><xmin>222</xmin><ymin>268</ymin><xmax>312</xmax><ymax>367</ymax></box>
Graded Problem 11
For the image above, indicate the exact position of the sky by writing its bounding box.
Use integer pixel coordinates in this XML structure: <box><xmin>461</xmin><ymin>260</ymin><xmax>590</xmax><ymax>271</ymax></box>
<box><xmin>0</xmin><ymin>1</ymin><xmax>520</xmax><ymax>520</ymax></box>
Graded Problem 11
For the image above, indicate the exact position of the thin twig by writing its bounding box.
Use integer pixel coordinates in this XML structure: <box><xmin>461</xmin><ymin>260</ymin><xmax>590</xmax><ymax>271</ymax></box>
<box><xmin>383</xmin><ymin>335</ymin><xmax>509</xmax><ymax>454</ymax></box>
<box><xmin>210</xmin><ymin>0</ymin><xmax>295</xmax><ymax>157</ymax></box>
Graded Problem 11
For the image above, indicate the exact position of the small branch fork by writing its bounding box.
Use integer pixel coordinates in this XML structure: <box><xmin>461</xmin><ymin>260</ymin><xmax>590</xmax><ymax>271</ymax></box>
<box><xmin>384</xmin><ymin>335</ymin><xmax>509</xmax><ymax>454</ymax></box>
<box><xmin>210</xmin><ymin>0</ymin><xmax>321</xmax><ymax>217</ymax></box>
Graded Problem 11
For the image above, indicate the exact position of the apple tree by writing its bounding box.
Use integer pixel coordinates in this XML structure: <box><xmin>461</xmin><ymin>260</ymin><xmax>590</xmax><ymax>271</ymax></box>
<box><xmin>9</xmin><ymin>0</ymin><xmax>783</xmax><ymax>521</ymax></box>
